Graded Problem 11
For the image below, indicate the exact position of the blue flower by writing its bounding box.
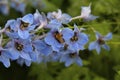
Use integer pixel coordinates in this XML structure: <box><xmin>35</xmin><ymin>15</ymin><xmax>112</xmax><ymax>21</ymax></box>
<box><xmin>47</xmin><ymin>9</ymin><xmax>71</xmax><ymax>24</ymax></box>
<box><xmin>32</xmin><ymin>39</ymin><xmax>53</xmax><ymax>56</ymax></box>
<box><xmin>10</xmin><ymin>0</ymin><xmax>26</xmax><ymax>14</ymax></box>
<box><xmin>0</xmin><ymin>0</ymin><xmax>9</xmax><ymax>15</ymax></box>
<box><xmin>44</xmin><ymin>29</ymin><xmax>64</xmax><ymax>52</ymax></box>
<box><xmin>6</xmin><ymin>38</ymin><xmax>32</xmax><ymax>61</ymax></box>
<box><xmin>0</xmin><ymin>47</ymin><xmax>11</xmax><ymax>68</ymax></box>
<box><xmin>71</xmin><ymin>3</ymin><xmax>98</xmax><ymax>21</ymax></box>
<box><xmin>62</xmin><ymin>24</ymin><xmax>88</xmax><ymax>51</ymax></box>
<box><xmin>89</xmin><ymin>32</ymin><xmax>112</xmax><ymax>54</ymax></box>
<box><xmin>60</xmin><ymin>50</ymin><xmax>82</xmax><ymax>67</ymax></box>
<box><xmin>16</xmin><ymin>14</ymin><xmax>35</xmax><ymax>39</ymax></box>
<box><xmin>80</xmin><ymin>3</ymin><xmax>98</xmax><ymax>21</ymax></box>
<box><xmin>33</xmin><ymin>10</ymin><xmax>47</xmax><ymax>30</ymax></box>
<box><xmin>4</xmin><ymin>19</ymin><xmax>19</xmax><ymax>38</ymax></box>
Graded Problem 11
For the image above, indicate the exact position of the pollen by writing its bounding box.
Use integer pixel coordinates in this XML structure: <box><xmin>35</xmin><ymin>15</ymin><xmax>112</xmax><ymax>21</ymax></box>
<box><xmin>54</xmin><ymin>31</ymin><xmax>65</xmax><ymax>43</ymax></box>
<box><xmin>15</xmin><ymin>42</ymin><xmax>23</xmax><ymax>51</ymax></box>
<box><xmin>70</xmin><ymin>32</ymin><xmax>78</xmax><ymax>42</ymax></box>
<box><xmin>98</xmin><ymin>38</ymin><xmax>105</xmax><ymax>45</ymax></box>
<box><xmin>20</xmin><ymin>21</ymin><xmax>29</xmax><ymax>30</ymax></box>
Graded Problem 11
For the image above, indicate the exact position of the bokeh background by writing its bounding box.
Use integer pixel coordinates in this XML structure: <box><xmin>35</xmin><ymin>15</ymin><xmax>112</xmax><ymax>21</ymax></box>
<box><xmin>0</xmin><ymin>0</ymin><xmax>120</xmax><ymax>80</ymax></box>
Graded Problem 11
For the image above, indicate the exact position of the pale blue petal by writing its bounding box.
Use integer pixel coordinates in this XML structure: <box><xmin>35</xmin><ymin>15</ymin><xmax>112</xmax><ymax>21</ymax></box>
<box><xmin>74</xmin><ymin>24</ymin><xmax>80</xmax><ymax>32</ymax></box>
<box><xmin>89</xmin><ymin>41</ymin><xmax>97</xmax><ymax>50</ymax></box>
<box><xmin>103</xmin><ymin>33</ymin><xmax>112</xmax><ymax>41</ymax></box>
<box><xmin>9</xmin><ymin>48</ymin><xmax>19</xmax><ymax>60</ymax></box>
<box><xmin>17</xmin><ymin>58</ymin><xmax>24</xmax><ymax>66</ymax></box>
<box><xmin>18</xmin><ymin>29</ymin><xmax>29</xmax><ymax>39</ymax></box>
<box><xmin>61</xmin><ymin>13</ymin><xmax>71</xmax><ymax>24</ymax></box>
<box><xmin>27</xmin><ymin>25</ymin><xmax>36</xmax><ymax>31</ymax></box>
<box><xmin>29</xmin><ymin>52</ymin><xmax>38</xmax><ymax>62</ymax></box>
<box><xmin>25</xmin><ymin>60</ymin><xmax>31</xmax><ymax>66</ymax></box>
<box><xmin>78</xmin><ymin>33</ymin><xmax>88</xmax><ymax>45</ymax></box>
<box><xmin>22</xmin><ymin>14</ymin><xmax>33</xmax><ymax>24</ymax></box>
<box><xmin>0</xmin><ymin>55</ymin><xmax>10</xmax><ymax>68</ymax></box>
<box><xmin>65</xmin><ymin>57</ymin><xmax>73</xmax><ymax>67</ymax></box>
<box><xmin>44</xmin><ymin>33</ymin><xmax>61</xmax><ymax>52</ymax></box>
<box><xmin>96</xmin><ymin>43</ymin><xmax>101</xmax><ymax>54</ymax></box>
<box><xmin>20</xmin><ymin>52</ymin><xmax>31</xmax><ymax>60</ymax></box>
<box><xmin>102</xmin><ymin>44</ymin><xmax>110</xmax><ymax>51</ymax></box>
<box><xmin>60</xmin><ymin>54</ymin><xmax>68</xmax><ymax>62</ymax></box>
<box><xmin>75</xmin><ymin>57</ymin><xmax>83</xmax><ymax>66</ymax></box>
<box><xmin>17</xmin><ymin>3</ymin><xmax>26</xmax><ymax>14</ymax></box>
<box><xmin>47</xmin><ymin>19</ymin><xmax>62</xmax><ymax>29</ymax></box>
<box><xmin>84</xmin><ymin>15</ymin><xmax>98</xmax><ymax>21</ymax></box>
<box><xmin>95</xmin><ymin>31</ymin><xmax>102</xmax><ymax>39</ymax></box>
<box><xmin>62</xmin><ymin>28</ymin><xmax>74</xmax><ymax>41</ymax></box>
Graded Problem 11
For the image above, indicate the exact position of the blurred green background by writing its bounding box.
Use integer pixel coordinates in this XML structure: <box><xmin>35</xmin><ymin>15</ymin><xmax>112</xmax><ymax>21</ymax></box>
<box><xmin>0</xmin><ymin>0</ymin><xmax>120</xmax><ymax>80</ymax></box>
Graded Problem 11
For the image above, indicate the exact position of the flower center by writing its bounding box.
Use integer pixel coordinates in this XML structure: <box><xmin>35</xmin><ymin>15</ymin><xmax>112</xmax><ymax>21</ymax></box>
<box><xmin>63</xmin><ymin>44</ymin><xmax>68</xmax><ymax>50</ymax></box>
<box><xmin>20</xmin><ymin>21</ymin><xmax>29</xmax><ymax>30</ymax></box>
<box><xmin>70</xmin><ymin>32</ymin><xmax>78</xmax><ymax>42</ymax></box>
<box><xmin>69</xmin><ymin>53</ymin><xmax>76</xmax><ymax>58</ymax></box>
<box><xmin>15</xmin><ymin>42</ymin><xmax>23</xmax><ymax>51</ymax></box>
<box><xmin>5</xmin><ymin>26</ymin><xmax>14</xmax><ymax>32</ymax></box>
<box><xmin>98</xmin><ymin>38</ymin><xmax>105</xmax><ymax>45</ymax></box>
<box><xmin>54</xmin><ymin>31</ymin><xmax>64</xmax><ymax>43</ymax></box>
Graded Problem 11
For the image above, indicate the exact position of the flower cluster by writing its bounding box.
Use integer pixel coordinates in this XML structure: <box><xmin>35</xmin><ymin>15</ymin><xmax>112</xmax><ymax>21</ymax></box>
<box><xmin>0</xmin><ymin>4</ymin><xmax>112</xmax><ymax>68</ymax></box>
<box><xmin>0</xmin><ymin>0</ymin><xmax>44</xmax><ymax>15</ymax></box>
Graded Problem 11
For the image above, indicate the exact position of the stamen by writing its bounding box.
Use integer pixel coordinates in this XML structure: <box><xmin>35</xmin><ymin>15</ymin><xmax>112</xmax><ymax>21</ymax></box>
<box><xmin>54</xmin><ymin>31</ymin><xmax>64</xmax><ymax>43</ymax></box>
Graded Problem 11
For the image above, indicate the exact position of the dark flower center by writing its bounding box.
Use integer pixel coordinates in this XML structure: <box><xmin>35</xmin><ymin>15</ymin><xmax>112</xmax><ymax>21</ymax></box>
<box><xmin>15</xmin><ymin>42</ymin><xmax>23</xmax><ymax>51</ymax></box>
<box><xmin>69</xmin><ymin>53</ymin><xmax>76</xmax><ymax>58</ymax></box>
<box><xmin>98</xmin><ymin>38</ymin><xmax>105</xmax><ymax>45</ymax></box>
<box><xmin>6</xmin><ymin>26</ymin><xmax>14</xmax><ymax>32</ymax></box>
<box><xmin>54</xmin><ymin>31</ymin><xmax>65</xmax><ymax>43</ymax></box>
<box><xmin>63</xmin><ymin>44</ymin><xmax>68</xmax><ymax>50</ymax></box>
<box><xmin>70</xmin><ymin>32</ymin><xmax>78</xmax><ymax>42</ymax></box>
<box><xmin>20</xmin><ymin>21</ymin><xmax>29</xmax><ymax>30</ymax></box>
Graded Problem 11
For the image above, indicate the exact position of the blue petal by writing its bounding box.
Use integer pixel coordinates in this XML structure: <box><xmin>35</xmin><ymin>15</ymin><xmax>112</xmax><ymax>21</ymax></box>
<box><xmin>60</xmin><ymin>54</ymin><xmax>68</xmax><ymax>62</ymax></box>
<box><xmin>62</xmin><ymin>28</ymin><xmax>74</xmax><ymax>41</ymax></box>
<box><xmin>0</xmin><ymin>55</ymin><xmax>10</xmax><ymax>68</ymax></box>
<box><xmin>18</xmin><ymin>29</ymin><xmax>29</xmax><ymax>39</ymax></box>
<box><xmin>84</xmin><ymin>15</ymin><xmax>98</xmax><ymax>21</ymax></box>
<box><xmin>47</xmin><ymin>19</ymin><xmax>62</xmax><ymax>30</ymax></box>
<box><xmin>75</xmin><ymin>57</ymin><xmax>83</xmax><ymax>66</ymax></box>
<box><xmin>8</xmin><ymin>48</ymin><xmax>19</xmax><ymax>60</ymax></box>
<box><xmin>34</xmin><ymin>40</ymin><xmax>53</xmax><ymax>56</ymax></box>
<box><xmin>102</xmin><ymin>44</ymin><xmax>110</xmax><ymax>51</ymax></box>
<box><xmin>61</xmin><ymin>13</ymin><xmax>71</xmax><ymax>24</ymax></box>
<box><xmin>96</xmin><ymin>43</ymin><xmax>101</xmax><ymax>54</ymax></box>
<box><xmin>95</xmin><ymin>32</ymin><xmax>102</xmax><ymax>39</ymax></box>
<box><xmin>44</xmin><ymin>33</ymin><xmax>61</xmax><ymax>52</ymax></box>
<box><xmin>17</xmin><ymin>3</ymin><xmax>26</xmax><ymax>13</ymax></box>
<box><xmin>78</xmin><ymin>33</ymin><xmax>88</xmax><ymax>45</ymax></box>
<box><xmin>65</xmin><ymin>57</ymin><xmax>73</xmax><ymax>67</ymax></box>
<box><xmin>22</xmin><ymin>14</ymin><xmax>33</xmax><ymax>24</ymax></box>
<box><xmin>17</xmin><ymin>58</ymin><xmax>24</xmax><ymax>66</ymax></box>
<box><xmin>27</xmin><ymin>25</ymin><xmax>36</xmax><ymax>31</ymax></box>
<box><xmin>20</xmin><ymin>52</ymin><xmax>31</xmax><ymax>60</ymax></box>
<box><xmin>89</xmin><ymin>41</ymin><xmax>97</xmax><ymax>50</ymax></box>
<box><xmin>25</xmin><ymin>60</ymin><xmax>31</xmax><ymax>66</ymax></box>
<box><xmin>103</xmin><ymin>32</ymin><xmax>112</xmax><ymax>41</ymax></box>
<box><xmin>74</xmin><ymin>24</ymin><xmax>80</xmax><ymax>32</ymax></box>
<box><xmin>29</xmin><ymin>52</ymin><xmax>38</xmax><ymax>62</ymax></box>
